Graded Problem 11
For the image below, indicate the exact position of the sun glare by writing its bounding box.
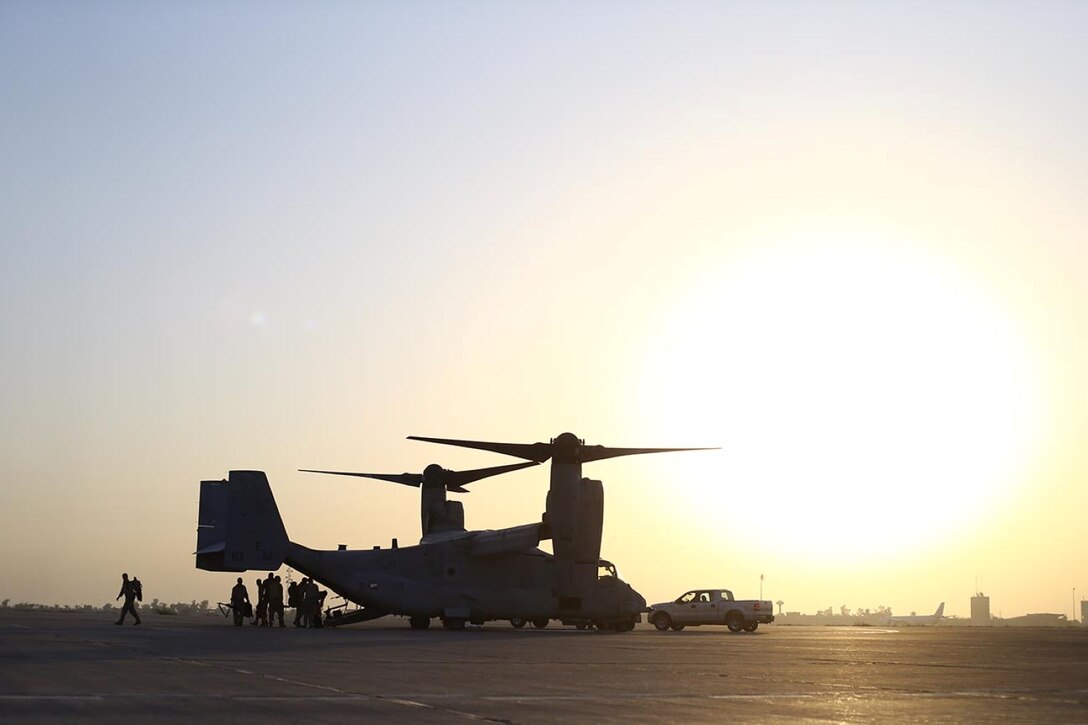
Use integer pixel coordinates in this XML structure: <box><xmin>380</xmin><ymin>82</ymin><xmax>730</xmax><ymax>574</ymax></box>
<box><xmin>640</xmin><ymin>234</ymin><xmax>1046</xmax><ymax>563</ymax></box>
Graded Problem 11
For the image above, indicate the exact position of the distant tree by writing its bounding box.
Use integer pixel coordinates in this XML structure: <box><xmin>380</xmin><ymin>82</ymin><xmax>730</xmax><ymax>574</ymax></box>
<box><xmin>1</xmin><ymin>598</ymin><xmax>8</xmax><ymax>609</ymax></box>
<box><xmin>840</xmin><ymin>605</ymin><xmax>852</xmax><ymax>617</ymax></box>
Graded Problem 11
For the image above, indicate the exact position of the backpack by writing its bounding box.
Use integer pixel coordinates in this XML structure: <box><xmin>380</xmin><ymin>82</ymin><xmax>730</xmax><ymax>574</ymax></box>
<box><xmin>132</xmin><ymin>579</ymin><xmax>143</xmax><ymax>601</ymax></box>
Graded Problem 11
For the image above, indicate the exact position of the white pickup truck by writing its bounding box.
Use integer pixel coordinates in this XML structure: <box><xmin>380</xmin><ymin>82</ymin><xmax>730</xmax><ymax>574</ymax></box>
<box><xmin>648</xmin><ymin>589</ymin><xmax>774</xmax><ymax>632</ymax></box>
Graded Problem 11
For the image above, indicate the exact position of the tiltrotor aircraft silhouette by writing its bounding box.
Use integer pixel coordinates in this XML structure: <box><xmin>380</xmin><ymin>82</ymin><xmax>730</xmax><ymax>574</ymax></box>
<box><xmin>195</xmin><ymin>432</ymin><xmax>713</xmax><ymax>630</ymax></box>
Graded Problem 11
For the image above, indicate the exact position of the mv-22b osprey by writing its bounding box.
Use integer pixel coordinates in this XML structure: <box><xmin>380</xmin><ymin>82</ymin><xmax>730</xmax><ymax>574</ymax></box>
<box><xmin>195</xmin><ymin>432</ymin><xmax>712</xmax><ymax>630</ymax></box>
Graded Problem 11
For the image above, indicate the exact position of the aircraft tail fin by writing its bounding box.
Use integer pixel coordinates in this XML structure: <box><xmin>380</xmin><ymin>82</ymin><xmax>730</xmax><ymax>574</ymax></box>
<box><xmin>935</xmin><ymin>602</ymin><xmax>945</xmax><ymax>618</ymax></box>
<box><xmin>195</xmin><ymin>471</ymin><xmax>289</xmax><ymax>572</ymax></box>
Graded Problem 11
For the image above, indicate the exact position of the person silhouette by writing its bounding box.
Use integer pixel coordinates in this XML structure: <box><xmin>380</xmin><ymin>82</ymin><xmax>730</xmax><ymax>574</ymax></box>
<box><xmin>253</xmin><ymin>577</ymin><xmax>268</xmax><ymax>627</ymax></box>
<box><xmin>298</xmin><ymin>577</ymin><xmax>313</xmax><ymax>628</ymax></box>
<box><xmin>267</xmin><ymin>574</ymin><xmax>285</xmax><ymax>628</ymax></box>
<box><xmin>115</xmin><ymin>573</ymin><xmax>141</xmax><ymax>626</ymax></box>
<box><xmin>288</xmin><ymin>580</ymin><xmax>300</xmax><ymax>626</ymax></box>
<box><xmin>230</xmin><ymin>577</ymin><xmax>249</xmax><ymax>627</ymax></box>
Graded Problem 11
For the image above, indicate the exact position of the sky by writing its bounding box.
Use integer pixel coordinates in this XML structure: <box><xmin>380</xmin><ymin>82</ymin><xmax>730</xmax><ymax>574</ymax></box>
<box><xmin>1</xmin><ymin>1</ymin><xmax>1085</xmax><ymax>619</ymax></box>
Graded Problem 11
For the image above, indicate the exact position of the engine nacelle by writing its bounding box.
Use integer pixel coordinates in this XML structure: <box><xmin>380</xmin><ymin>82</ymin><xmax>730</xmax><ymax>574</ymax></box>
<box><xmin>546</xmin><ymin>477</ymin><xmax>603</xmax><ymax>611</ymax></box>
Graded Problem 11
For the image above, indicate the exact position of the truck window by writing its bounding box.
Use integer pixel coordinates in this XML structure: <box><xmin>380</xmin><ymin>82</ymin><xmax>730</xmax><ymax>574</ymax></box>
<box><xmin>678</xmin><ymin>592</ymin><xmax>696</xmax><ymax>604</ymax></box>
<box><xmin>718</xmin><ymin>590</ymin><xmax>734</xmax><ymax>601</ymax></box>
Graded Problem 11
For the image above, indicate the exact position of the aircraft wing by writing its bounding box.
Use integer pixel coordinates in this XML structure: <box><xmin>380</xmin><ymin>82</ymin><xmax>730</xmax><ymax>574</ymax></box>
<box><xmin>467</xmin><ymin>523</ymin><xmax>545</xmax><ymax>556</ymax></box>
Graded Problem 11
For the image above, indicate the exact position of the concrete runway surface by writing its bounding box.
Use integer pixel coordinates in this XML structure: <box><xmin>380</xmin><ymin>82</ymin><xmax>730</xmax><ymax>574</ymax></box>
<box><xmin>1</xmin><ymin>610</ymin><xmax>1086</xmax><ymax>723</ymax></box>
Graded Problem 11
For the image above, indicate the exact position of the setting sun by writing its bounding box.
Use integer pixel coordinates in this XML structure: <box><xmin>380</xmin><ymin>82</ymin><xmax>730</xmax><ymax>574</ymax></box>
<box><xmin>641</xmin><ymin>231</ymin><xmax>1048</xmax><ymax>562</ymax></box>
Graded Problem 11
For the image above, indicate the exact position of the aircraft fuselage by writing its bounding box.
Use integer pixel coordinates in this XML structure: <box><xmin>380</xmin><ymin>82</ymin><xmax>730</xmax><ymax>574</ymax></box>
<box><xmin>285</xmin><ymin>539</ymin><xmax>645</xmax><ymax>625</ymax></box>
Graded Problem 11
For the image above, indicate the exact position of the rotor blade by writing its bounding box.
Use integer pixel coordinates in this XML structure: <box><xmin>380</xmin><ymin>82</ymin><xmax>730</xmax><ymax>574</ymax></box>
<box><xmin>408</xmin><ymin>436</ymin><xmax>554</xmax><ymax>463</ymax></box>
<box><xmin>444</xmin><ymin>460</ymin><xmax>539</xmax><ymax>490</ymax></box>
<box><xmin>577</xmin><ymin>446</ymin><xmax>719</xmax><ymax>463</ymax></box>
<box><xmin>298</xmin><ymin>469</ymin><xmax>423</xmax><ymax>487</ymax></box>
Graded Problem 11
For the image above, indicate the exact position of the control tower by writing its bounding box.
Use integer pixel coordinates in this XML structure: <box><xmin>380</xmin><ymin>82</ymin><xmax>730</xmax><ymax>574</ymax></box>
<box><xmin>971</xmin><ymin>592</ymin><xmax>991</xmax><ymax>625</ymax></box>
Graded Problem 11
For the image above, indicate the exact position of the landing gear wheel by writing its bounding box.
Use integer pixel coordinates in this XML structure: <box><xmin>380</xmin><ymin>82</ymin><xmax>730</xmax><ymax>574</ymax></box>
<box><xmin>726</xmin><ymin>612</ymin><xmax>746</xmax><ymax>633</ymax></box>
<box><xmin>532</xmin><ymin>618</ymin><xmax>549</xmax><ymax>629</ymax></box>
<box><xmin>652</xmin><ymin>613</ymin><xmax>672</xmax><ymax>631</ymax></box>
<box><xmin>743</xmin><ymin>622</ymin><xmax>758</xmax><ymax>632</ymax></box>
<box><xmin>510</xmin><ymin>618</ymin><xmax>527</xmax><ymax>629</ymax></box>
<box><xmin>442</xmin><ymin>617</ymin><xmax>466</xmax><ymax>630</ymax></box>
<box><xmin>409</xmin><ymin>616</ymin><xmax>430</xmax><ymax>630</ymax></box>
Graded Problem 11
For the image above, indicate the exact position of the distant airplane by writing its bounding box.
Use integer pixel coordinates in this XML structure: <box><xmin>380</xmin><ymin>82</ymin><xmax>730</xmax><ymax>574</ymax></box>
<box><xmin>888</xmin><ymin>602</ymin><xmax>945</xmax><ymax>625</ymax></box>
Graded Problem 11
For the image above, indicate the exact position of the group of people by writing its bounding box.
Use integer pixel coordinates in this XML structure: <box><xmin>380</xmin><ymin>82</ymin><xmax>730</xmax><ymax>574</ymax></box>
<box><xmin>229</xmin><ymin>574</ymin><xmax>328</xmax><ymax>628</ymax></box>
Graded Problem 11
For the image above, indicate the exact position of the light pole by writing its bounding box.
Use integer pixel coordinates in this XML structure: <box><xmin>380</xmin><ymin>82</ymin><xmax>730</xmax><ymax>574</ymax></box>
<box><xmin>1074</xmin><ymin>588</ymin><xmax>1077</xmax><ymax>624</ymax></box>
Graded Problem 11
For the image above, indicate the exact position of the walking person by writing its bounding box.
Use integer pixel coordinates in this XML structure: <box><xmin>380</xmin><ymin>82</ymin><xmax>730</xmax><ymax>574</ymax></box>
<box><xmin>230</xmin><ymin>577</ymin><xmax>250</xmax><ymax>627</ymax></box>
<box><xmin>115</xmin><ymin>573</ymin><xmax>142</xmax><ymax>626</ymax></box>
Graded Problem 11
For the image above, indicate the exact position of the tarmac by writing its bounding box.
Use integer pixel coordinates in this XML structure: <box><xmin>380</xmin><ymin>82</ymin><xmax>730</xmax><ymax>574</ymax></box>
<box><xmin>1</xmin><ymin>610</ymin><xmax>1087</xmax><ymax>723</ymax></box>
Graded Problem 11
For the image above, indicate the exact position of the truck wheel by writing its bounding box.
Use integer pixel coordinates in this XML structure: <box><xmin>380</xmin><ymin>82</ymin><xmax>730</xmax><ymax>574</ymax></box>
<box><xmin>442</xmin><ymin>617</ymin><xmax>466</xmax><ymax>630</ymax></box>
<box><xmin>409</xmin><ymin>616</ymin><xmax>430</xmax><ymax>630</ymax></box>
<box><xmin>743</xmin><ymin>622</ymin><xmax>758</xmax><ymax>632</ymax></box>
<box><xmin>532</xmin><ymin>618</ymin><xmax>549</xmax><ymax>629</ymax></box>
<box><xmin>726</xmin><ymin>612</ymin><xmax>746</xmax><ymax>633</ymax></box>
<box><xmin>615</xmin><ymin>620</ymin><xmax>635</xmax><ymax>632</ymax></box>
<box><xmin>670</xmin><ymin>624</ymin><xmax>685</xmax><ymax>631</ymax></box>
<box><xmin>652</xmin><ymin>613</ymin><xmax>672</xmax><ymax>631</ymax></box>
<box><xmin>510</xmin><ymin>618</ymin><xmax>527</xmax><ymax>629</ymax></box>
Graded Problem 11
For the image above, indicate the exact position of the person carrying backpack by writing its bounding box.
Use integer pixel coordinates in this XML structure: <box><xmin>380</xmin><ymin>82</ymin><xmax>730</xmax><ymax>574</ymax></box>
<box><xmin>115</xmin><ymin>573</ymin><xmax>142</xmax><ymax>626</ymax></box>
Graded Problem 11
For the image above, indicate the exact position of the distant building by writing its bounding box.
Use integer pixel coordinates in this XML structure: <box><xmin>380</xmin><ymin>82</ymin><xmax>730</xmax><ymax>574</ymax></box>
<box><xmin>1080</xmin><ymin>600</ymin><xmax>1087</xmax><ymax>625</ymax></box>
<box><xmin>971</xmin><ymin>593</ymin><xmax>991</xmax><ymax>625</ymax></box>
